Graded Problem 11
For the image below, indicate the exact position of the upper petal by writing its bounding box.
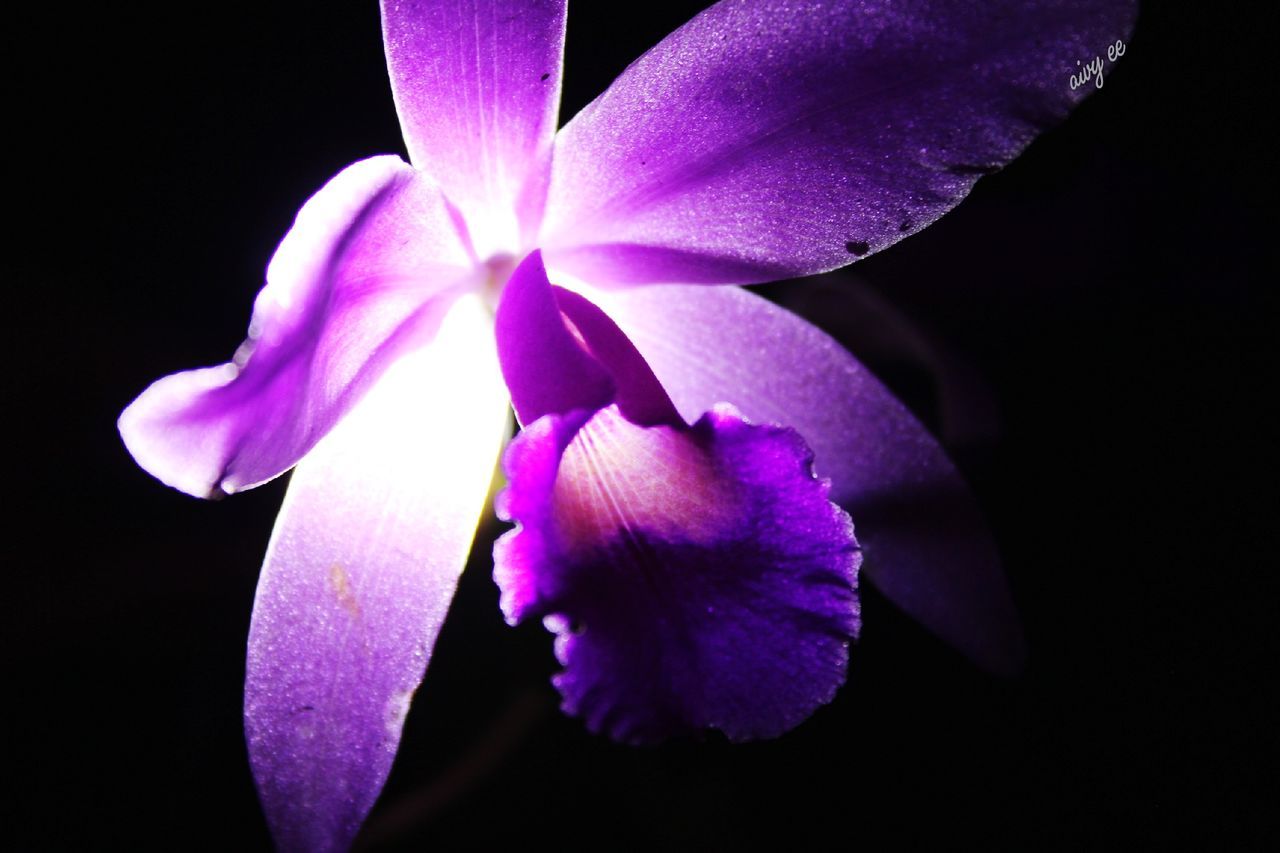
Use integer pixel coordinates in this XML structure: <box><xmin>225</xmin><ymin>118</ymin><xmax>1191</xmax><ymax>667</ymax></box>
<box><xmin>244</xmin><ymin>295</ymin><xmax>510</xmax><ymax>852</ymax></box>
<box><xmin>118</xmin><ymin>156</ymin><xmax>476</xmax><ymax>498</ymax></box>
<box><xmin>591</xmin><ymin>284</ymin><xmax>1025</xmax><ymax>675</ymax></box>
<box><xmin>382</xmin><ymin>0</ymin><xmax>567</xmax><ymax>257</ymax></box>
<box><xmin>542</xmin><ymin>0</ymin><xmax>1136</xmax><ymax>287</ymax></box>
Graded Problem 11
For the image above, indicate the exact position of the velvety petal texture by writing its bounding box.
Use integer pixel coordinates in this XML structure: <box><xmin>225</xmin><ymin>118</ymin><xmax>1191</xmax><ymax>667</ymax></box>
<box><xmin>492</xmin><ymin>255</ymin><xmax>859</xmax><ymax>743</ymax></box>
<box><xmin>591</xmin><ymin>284</ymin><xmax>1025</xmax><ymax>675</ymax></box>
<box><xmin>244</xmin><ymin>295</ymin><xmax>510</xmax><ymax>853</ymax></box>
<box><xmin>542</xmin><ymin>0</ymin><xmax>1136</xmax><ymax>286</ymax></box>
<box><xmin>496</xmin><ymin>404</ymin><xmax>859</xmax><ymax>744</ymax></box>
<box><xmin>119</xmin><ymin>156</ymin><xmax>476</xmax><ymax>498</ymax></box>
<box><xmin>382</xmin><ymin>0</ymin><xmax>567</xmax><ymax>258</ymax></box>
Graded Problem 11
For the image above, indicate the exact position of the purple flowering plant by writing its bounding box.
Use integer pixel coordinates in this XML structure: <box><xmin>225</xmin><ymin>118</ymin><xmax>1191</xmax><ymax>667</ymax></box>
<box><xmin>119</xmin><ymin>0</ymin><xmax>1133</xmax><ymax>848</ymax></box>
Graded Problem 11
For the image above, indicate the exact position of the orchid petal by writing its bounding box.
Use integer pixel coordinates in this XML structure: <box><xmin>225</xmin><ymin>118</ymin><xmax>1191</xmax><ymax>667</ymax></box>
<box><xmin>495</xmin><ymin>251</ymin><xmax>682</xmax><ymax>429</ymax></box>
<box><xmin>118</xmin><ymin>156</ymin><xmax>475</xmax><ymax>498</ymax></box>
<box><xmin>495</xmin><ymin>403</ymin><xmax>859</xmax><ymax>744</ymax></box>
<box><xmin>382</xmin><ymin>0</ymin><xmax>567</xmax><ymax>257</ymax></box>
<box><xmin>542</xmin><ymin>0</ymin><xmax>1135</xmax><ymax>287</ymax></box>
<box><xmin>494</xmin><ymin>251</ymin><xmax>615</xmax><ymax>426</ymax></box>
<box><xmin>592</xmin><ymin>284</ymin><xmax>1025</xmax><ymax>675</ymax></box>
<box><xmin>552</xmin><ymin>287</ymin><xmax>685</xmax><ymax>428</ymax></box>
<box><xmin>244</xmin><ymin>295</ymin><xmax>510</xmax><ymax>852</ymax></box>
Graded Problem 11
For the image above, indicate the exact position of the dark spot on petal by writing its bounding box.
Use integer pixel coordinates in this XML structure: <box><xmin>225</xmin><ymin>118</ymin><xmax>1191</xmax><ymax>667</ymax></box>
<box><xmin>899</xmin><ymin>219</ymin><xmax>913</xmax><ymax>232</ymax></box>
<box><xmin>947</xmin><ymin>163</ymin><xmax>1001</xmax><ymax>176</ymax></box>
<box><xmin>845</xmin><ymin>240</ymin><xmax>870</xmax><ymax>256</ymax></box>
<box><xmin>540</xmin><ymin>72</ymin><xmax>550</xmax><ymax>82</ymax></box>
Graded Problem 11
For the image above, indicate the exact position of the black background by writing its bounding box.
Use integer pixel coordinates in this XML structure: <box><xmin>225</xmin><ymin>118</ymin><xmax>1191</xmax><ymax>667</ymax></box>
<box><xmin>7</xmin><ymin>1</ymin><xmax>1273</xmax><ymax>849</ymax></box>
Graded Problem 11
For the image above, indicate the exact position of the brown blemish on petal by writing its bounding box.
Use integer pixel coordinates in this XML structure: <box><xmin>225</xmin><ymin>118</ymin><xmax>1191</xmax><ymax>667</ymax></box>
<box><xmin>329</xmin><ymin>562</ymin><xmax>362</xmax><ymax>620</ymax></box>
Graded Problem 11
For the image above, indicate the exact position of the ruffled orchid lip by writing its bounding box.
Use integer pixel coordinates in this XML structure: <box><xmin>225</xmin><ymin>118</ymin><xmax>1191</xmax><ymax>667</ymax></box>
<box><xmin>491</xmin><ymin>252</ymin><xmax>861</xmax><ymax>743</ymax></box>
<box><xmin>495</xmin><ymin>402</ymin><xmax>862</xmax><ymax>744</ymax></box>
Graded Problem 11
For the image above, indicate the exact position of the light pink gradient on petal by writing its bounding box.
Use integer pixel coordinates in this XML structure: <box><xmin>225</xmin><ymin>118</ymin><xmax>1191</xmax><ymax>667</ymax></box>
<box><xmin>590</xmin><ymin>283</ymin><xmax>1025</xmax><ymax>675</ymax></box>
<box><xmin>244</xmin><ymin>296</ymin><xmax>510</xmax><ymax>853</ymax></box>
<box><xmin>382</xmin><ymin>0</ymin><xmax>567</xmax><ymax>257</ymax></box>
<box><xmin>118</xmin><ymin>156</ymin><xmax>475</xmax><ymax>498</ymax></box>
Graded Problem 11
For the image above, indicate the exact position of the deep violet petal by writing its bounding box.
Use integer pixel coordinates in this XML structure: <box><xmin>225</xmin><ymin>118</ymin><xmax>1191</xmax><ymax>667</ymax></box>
<box><xmin>245</xmin><ymin>296</ymin><xmax>510</xmax><ymax>852</ymax></box>
<box><xmin>553</xmin><ymin>288</ymin><xmax>683</xmax><ymax>429</ymax></box>
<box><xmin>590</xmin><ymin>284</ymin><xmax>1025</xmax><ymax>675</ymax></box>
<box><xmin>541</xmin><ymin>0</ymin><xmax>1136</xmax><ymax>287</ymax></box>
<box><xmin>494</xmin><ymin>251</ymin><xmax>615</xmax><ymax>426</ymax></box>
<box><xmin>119</xmin><ymin>156</ymin><xmax>476</xmax><ymax>498</ymax></box>
<box><xmin>381</xmin><ymin>0</ymin><xmax>566</xmax><ymax>257</ymax></box>
<box><xmin>494</xmin><ymin>403</ymin><xmax>860</xmax><ymax>744</ymax></box>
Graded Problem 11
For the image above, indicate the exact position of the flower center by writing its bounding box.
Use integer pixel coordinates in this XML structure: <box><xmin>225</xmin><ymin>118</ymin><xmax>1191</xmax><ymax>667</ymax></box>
<box><xmin>479</xmin><ymin>252</ymin><xmax>519</xmax><ymax>313</ymax></box>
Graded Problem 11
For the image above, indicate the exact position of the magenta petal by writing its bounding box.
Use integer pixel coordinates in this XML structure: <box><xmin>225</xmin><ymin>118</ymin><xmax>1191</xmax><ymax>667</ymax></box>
<box><xmin>542</xmin><ymin>0</ymin><xmax>1136</xmax><ymax>286</ymax></box>
<box><xmin>494</xmin><ymin>251</ymin><xmax>615</xmax><ymax>425</ymax></box>
<box><xmin>381</xmin><ymin>0</ymin><xmax>566</xmax><ymax>256</ymax></box>
<box><xmin>495</xmin><ymin>251</ymin><xmax>681</xmax><ymax>428</ymax></box>
<box><xmin>119</xmin><ymin>156</ymin><xmax>475</xmax><ymax>498</ymax></box>
<box><xmin>495</xmin><ymin>403</ymin><xmax>859</xmax><ymax>744</ymax></box>
<box><xmin>552</xmin><ymin>288</ymin><xmax>684</xmax><ymax>428</ymax></box>
<box><xmin>244</xmin><ymin>296</ymin><xmax>510</xmax><ymax>852</ymax></box>
<box><xmin>593</xmin><ymin>284</ymin><xmax>1025</xmax><ymax>675</ymax></box>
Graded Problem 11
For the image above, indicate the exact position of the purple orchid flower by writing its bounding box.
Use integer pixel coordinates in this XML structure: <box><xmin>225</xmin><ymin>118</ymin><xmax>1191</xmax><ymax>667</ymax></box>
<box><xmin>119</xmin><ymin>1</ymin><xmax>1133</xmax><ymax>849</ymax></box>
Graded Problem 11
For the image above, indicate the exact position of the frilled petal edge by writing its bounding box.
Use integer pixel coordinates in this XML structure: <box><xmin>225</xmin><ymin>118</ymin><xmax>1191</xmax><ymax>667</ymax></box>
<box><xmin>119</xmin><ymin>156</ymin><xmax>476</xmax><ymax>498</ymax></box>
<box><xmin>244</xmin><ymin>295</ymin><xmax>510</xmax><ymax>852</ymax></box>
<box><xmin>495</xmin><ymin>403</ymin><xmax>859</xmax><ymax>744</ymax></box>
<box><xmin>491</xmin><ymin>259</ymin><xmax>859</xmax><ymax>743</ymax></box>
<box><xmin>589</xmin><ymin>283</ymin><xmax>1025</xmax><ymax>676</ymax></box>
